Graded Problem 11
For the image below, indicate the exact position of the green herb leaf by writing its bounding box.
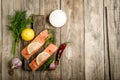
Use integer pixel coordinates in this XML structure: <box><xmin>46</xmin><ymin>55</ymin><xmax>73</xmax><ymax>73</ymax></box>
<box><xmin>8</xmin><ymin>10</ymin><xmax>33</xmax><ymax>56</ymax></box>
<box><xmin>42</xmin><ymin>58</ymin><xmax>54</xmax><ymax>70</ymax></box>
<box><xmin>46</xmin><ymin>29</ymin><xmax>55</xmax><ymax>45</ymax></box>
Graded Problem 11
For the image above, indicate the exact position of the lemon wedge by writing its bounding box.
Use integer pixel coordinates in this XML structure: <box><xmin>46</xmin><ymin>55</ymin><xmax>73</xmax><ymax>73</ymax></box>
<box><xmin>27</xmin><ymin>42</ymin><xmax>41</xmax><ymax>54</ymax></box>
<box><xmin>36</xmin><ymin>52</ymin><xmax>50</xmax><ymax>65</ymax></box>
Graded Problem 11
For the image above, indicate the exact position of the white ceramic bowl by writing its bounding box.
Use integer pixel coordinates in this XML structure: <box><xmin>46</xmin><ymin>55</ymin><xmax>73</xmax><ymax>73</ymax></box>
<box><xmin>49</xmin><ymin>10</ymin><xmax>67</xmax><ymax>27</ymax></box>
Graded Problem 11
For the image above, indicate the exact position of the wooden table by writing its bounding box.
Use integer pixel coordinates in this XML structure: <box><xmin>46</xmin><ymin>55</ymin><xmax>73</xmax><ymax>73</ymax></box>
<box><xmin>0</xmin><ymin>0</ymin><xmax>120</xmax><ymax>80</ymax></box>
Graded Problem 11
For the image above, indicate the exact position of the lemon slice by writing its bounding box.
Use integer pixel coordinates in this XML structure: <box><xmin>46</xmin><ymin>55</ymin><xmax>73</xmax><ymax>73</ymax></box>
<box><xmin>27</xmin><ymin>42</ymin><xmax>41</xmax><ymax>54</ymax></box>
<box><xmin>36</xmin><ymin>52</ymin><xmax>50</xmax><ymax>65</ymax></box>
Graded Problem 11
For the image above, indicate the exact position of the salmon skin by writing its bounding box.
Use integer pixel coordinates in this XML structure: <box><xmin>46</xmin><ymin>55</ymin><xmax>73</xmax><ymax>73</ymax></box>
<box><xmin>29</xmin><ymin>44</ymin><xmax>58</xmax><ymax>71</ymax></box>
<box><xmin>21</xmin><ymin>29</ymin><xmax>50</xmax><ymax>60</ymax></box>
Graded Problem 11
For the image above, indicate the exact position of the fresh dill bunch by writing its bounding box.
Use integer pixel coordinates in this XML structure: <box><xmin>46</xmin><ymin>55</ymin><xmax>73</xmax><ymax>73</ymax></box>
<box><xmin>8</xmin><ymin>10</ymin><xmax>33</xmax><ymax>56</ymax></box>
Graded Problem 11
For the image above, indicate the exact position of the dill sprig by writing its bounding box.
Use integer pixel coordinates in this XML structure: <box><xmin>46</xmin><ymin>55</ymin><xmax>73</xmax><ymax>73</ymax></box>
<box><xmin>8</xmin><ymin>11</ymin><xmax>33</xmax><ymax>56</ymax></box>
<box><xmin>42</xmin><ymin>58</ymin><xmax>54</xmax><ymax>70</ymax></box>
<box><xmin>46</xmin><ymin>29</ymin><xmax>55</xmax><ymax>45</ymax></box>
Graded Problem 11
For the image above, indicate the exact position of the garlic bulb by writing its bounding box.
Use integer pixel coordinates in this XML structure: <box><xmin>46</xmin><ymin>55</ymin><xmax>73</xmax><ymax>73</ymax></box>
<box><xmin>49</xmin><ymin>61</ymin><xmax>56</xmax><ymax>70</ymax></box>
<box><xmin>11</xmin><ymin>58</ymin><xmax>22</xmax><ymax>69</ymax></box>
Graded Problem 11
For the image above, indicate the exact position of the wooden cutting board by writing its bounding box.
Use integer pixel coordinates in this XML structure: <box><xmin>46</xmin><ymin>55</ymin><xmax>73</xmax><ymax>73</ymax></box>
<box><xmin>21</xmin><ymin>15</ymin><xmax>46</xmax><ymax>71</ymax></box>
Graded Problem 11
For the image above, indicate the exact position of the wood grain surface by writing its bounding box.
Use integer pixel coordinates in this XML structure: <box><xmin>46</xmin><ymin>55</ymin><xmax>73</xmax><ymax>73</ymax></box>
<box><xmin>104</xmin><ymin>0</ymin><xmax>120</xmax><ymax>80</ymax></box>
<box><xmin>40</xmin><ymin>0</ymin><xmax>61</xmax><ymax>80</ymax></box>
<box><xmin>0</xmin><ymin>0</ymin><xmax>1</xmax><ymax>80</ymax></box>
<box><xmin>2</xmin><ymin>0</ymin><xmax>14</xmax><ymax>80</ymax></box>
<box><xmin>61</xmin><ymin>0</ymin><xmax>84</xmax><ymax>79</ymax></box>
<box><xmin>85</xmin><ymin>0</ymin><xmax>104</xmax><ymax>80</ymax></box>
<box><xmin>0</xmin><ymin>0</ymin><xmax>120</xmax><ymax>80</ymax></box>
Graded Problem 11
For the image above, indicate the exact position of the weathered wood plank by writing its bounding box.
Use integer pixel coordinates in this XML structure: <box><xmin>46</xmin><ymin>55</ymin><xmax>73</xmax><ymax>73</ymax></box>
<box><xmin>22</xmin><ymin>16</ymin><xmax>45</xmax><ymax>80</ymax></box>
<box><xmin>0</xmin><ymin>0</ymin><xmax>2</xmax><ymax>79</ymax></box>
<box><xmin>31</xmin><ymin>4</ymin><xmax>40</xmax><ymax>80</ymax></box>
<box><xmin>21</xmin><ymin>0</ymin><xmax>41</xmax><ymax>80</ymax></box>
<box><xmin>39</xmin><ymin>0</ymin><xmax>44</xmax><ymax>15</ymax></box>
<box><xmin>2</xmin><ymin>0</ymin><xmax>14</xmax><ymax>80</ymax></box>
<box><xmin>104</xmin><ymin>7</ymin><xmax>110</xmax><ymax>80</ymax></box>
<box><xmin>104</xmin><ymin>0</ymin><xmax>120</xmax><ymax>79</ymax></box>
<box><xmin>32</xmin><ymin>15</ymin><xmax>45</xmax><ymax>80</ymax></box>
<box><xmin>84</xmin><ymin>0</ymin><xmax>104</xmax><ymax>80</ymax></box>
<box><xmin>12</xmin><ymin>0</ymin><xmax>22</xmax><ymax>80</ymax></box>
<box><xmin>39</xmin><ymin>0</ymin><xmax>61</xmax><ymax>80</ymax></box>
<box><xmin>21</xmin><ymin>0</ymin><xmax>34</xmax><ymax>80</ymax></box>
<box><xmin>23</xmin><ymin>15</ymin><xmax>45</xmax><ymax>71</ymax></box>
<box><xmin>61</xmin><ymin>0</ymin><xmax>84</xmax><ymax>79</ymax></box>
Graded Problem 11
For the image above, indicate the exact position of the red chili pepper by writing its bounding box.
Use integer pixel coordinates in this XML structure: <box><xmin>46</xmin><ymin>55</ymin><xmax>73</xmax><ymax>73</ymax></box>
<box><xmin>55</xmin><ymin>43</ymin><xmax>67</xmax><ymax>65</ymax></box>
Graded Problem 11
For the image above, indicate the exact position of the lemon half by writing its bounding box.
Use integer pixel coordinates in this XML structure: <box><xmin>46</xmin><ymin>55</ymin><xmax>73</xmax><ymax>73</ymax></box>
<box><xmin>27</xmin><ymin>42</ymin><xmax>41</xmax><ymax>54</ymax></box>
<box><xmin>36</xmin><ymin>52</ymin><xmax>50</xmax><ymax>65</ymax></box>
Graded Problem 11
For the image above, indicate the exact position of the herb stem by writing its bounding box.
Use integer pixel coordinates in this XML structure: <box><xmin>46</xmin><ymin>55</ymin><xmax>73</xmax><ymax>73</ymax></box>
<box><xmin>12</xmin><ymin>39</ymin><xmax>18</xmax><ymax>57</ymax></box>
<box><xmin>8</xmin><ymin>11</ymin><xmax>33</xmax><ymax>56</ymax></box>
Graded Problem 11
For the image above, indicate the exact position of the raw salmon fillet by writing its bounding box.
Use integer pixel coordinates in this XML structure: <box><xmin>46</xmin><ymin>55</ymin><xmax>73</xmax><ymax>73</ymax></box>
<box><xmin>21</xmin><ymin>29</ymin><xmax>50</xmax><ymax>60</ymax></box>
<box><xmin>29</xmin><ymin>44</ymin><xmax>58</xmax><ymax>71</ymax></box>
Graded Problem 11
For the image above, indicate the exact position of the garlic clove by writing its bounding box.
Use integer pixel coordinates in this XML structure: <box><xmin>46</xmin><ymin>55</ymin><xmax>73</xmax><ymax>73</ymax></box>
<box><xmin>11</xmin><ymin>58</ymin><xmax>22</xmax><ymax>69</ymax></box>
<box><xmin>49</xmin><ymin>61</ymin><xmax>56</xmax><ymax>70</ymax></box>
